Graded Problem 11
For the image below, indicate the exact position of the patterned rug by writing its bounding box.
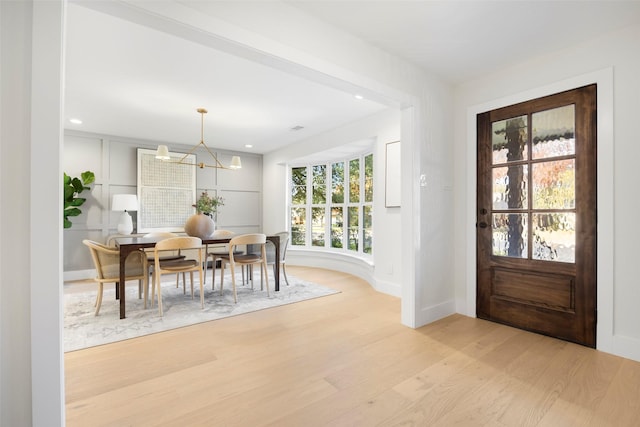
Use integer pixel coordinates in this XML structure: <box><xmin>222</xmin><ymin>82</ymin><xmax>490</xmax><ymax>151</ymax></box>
<box><xmin>64</xmin><ymin>272</ymin><xmax>339</xmax><ymax>352</ymax></box>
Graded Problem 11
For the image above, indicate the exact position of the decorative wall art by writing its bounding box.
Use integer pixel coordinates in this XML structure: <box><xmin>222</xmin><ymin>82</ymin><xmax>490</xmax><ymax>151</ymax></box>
<box><xmin>137</xmin><ymin>148</ymin><xmax>196</xmax><ymax>232</ymax></box>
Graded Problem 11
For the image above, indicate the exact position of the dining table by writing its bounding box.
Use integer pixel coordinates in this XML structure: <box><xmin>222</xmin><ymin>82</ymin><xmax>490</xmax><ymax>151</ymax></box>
<box><xmin>114</xmin><ymin>234</ymin><xmax>281</xmax><ymax>319</ymax></box>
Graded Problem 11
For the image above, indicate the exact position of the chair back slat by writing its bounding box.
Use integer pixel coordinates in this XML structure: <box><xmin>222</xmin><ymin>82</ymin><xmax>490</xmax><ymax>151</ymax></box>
<box><xmin>155</xmin><ymin>236</ymin><xmax>202</xmax><ymax>251</ymax></box>
<box><xmin>229</xmin><ymin>233</ymin><xmax>266</xmax><ymax>247</ymax></box>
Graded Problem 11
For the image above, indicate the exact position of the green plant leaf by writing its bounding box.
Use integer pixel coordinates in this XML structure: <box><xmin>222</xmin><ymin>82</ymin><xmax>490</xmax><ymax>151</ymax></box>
<box><xmin>68</xmin><ymin>197</ymin><xmax>86</xmax><ymax>207</ymax></box>
<box><xmin>81</xmin><ymin>171</ymin><xmax>95</xmax><ymax>185</ymax></box>
<box><xmin>71</xmin><ymin>177</ymin><xmax>84</xmax><ymax>193</ymax></box>
<box><xmin>64</xmin><ymin>207</ymin><xmax>82</xmax><ymax>217</ymax></box>
<box><xmin>64</xmin><ymin>185</ymin><xmax>75</xmax><ymax>201</ymax></box>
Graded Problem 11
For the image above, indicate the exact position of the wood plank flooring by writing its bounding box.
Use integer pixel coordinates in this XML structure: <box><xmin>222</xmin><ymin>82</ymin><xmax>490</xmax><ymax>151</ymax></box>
<box><xmin>64</xmin><ymin>267</ymin><xmax>640</xmax><ymax>426</ymax></box>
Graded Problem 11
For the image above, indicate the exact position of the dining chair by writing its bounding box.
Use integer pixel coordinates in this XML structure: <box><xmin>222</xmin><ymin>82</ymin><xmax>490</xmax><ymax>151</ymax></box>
<box><xmin>269</xmin><ymin>231</ymin><xmax>291</xmax><ymax>286</ymax></box>
<box><xmin>203</xmin><ymin>229</ymin><xmax>244</xmax><ymax>289</ymax></box>
<box><xmin>246</xmin><ymin>231</ymin><xmax>291</xmax><ymax>286</ymax></box>
<box><xmin>219</xmin><ymin>233</ymin><xmax>269</xmax><ymax>303</ymax></box>
<box><xmin>143</xmin><ymin>231</ymin><xmax>187</xmax><ymax>297</ymax></box>
<box><xmin>151</xmin><ymin>236</ymin><xmax>204</xmax><ymax>316</ymax></box>
<box><xmin>82</xmin><ymin>239</ymin><xmax>148</xmax><ymax>316</ymax></box>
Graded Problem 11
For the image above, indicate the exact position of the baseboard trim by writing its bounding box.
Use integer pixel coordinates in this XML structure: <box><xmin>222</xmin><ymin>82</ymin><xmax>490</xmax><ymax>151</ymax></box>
<box><xmin>64</xmin><ymin>269</ymin><xmax>95</xmax><ymax>282</ymax></box>
<box><xmin>418</xmin><ymin>299</ymin><xmax>456</xmax><ymax>326</ymax></box>
<box><xmin>612</xmin><ymin>334</ymin><xmax>640</xmax><ymax>363</ymax></box>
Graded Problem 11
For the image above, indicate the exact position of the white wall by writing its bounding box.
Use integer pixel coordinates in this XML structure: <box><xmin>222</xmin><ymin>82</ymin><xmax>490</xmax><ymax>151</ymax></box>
<box><xmin>1</xmin><ymin>1</ymin><xmax>65</xmax><ymax>425</ymax></box>
<box><xmin>264</xmin><ymin>109</ymin><xmax>403</xmax><ymax>296</ymax></box>
<box><xmin>453</xmin><ymin>23</ymin><xmax>640</xmax><ymax>362</ymax></box>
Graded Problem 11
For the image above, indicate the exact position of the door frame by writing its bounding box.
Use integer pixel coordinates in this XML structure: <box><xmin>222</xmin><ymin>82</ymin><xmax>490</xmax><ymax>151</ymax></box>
<box><xmin>464</xmin><ymin>68</ymin><xmax>614</xmax><ymax>353</ymax></box>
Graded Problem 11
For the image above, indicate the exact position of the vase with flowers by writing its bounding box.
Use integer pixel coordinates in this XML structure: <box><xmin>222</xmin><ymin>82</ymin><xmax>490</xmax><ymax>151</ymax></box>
<box><xmin>184</xmin><ymin>191</ymin><xmax>224</xmax><ymax>239</ymax></box>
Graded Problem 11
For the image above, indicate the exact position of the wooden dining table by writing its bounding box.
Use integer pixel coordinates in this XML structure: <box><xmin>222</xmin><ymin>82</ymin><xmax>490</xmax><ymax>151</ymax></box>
<box><xmin>114</xmin><ymin>235</ymin><xmax>281</xmax><ymax>319</ymax></box>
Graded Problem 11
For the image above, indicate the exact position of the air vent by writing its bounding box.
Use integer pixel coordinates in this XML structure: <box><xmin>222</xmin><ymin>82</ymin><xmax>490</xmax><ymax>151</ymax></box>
<box><xmin>290</xmin><ymin>125</ymin><xmax>304</xmax><ymax>131</ymax></box>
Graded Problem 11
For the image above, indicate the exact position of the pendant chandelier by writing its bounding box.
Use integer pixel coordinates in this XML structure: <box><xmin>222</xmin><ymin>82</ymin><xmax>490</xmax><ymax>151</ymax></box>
<box><xmin>155</xmin><ymin>108</ymin><xmax>241</xmax><ymax>170</ymax></box>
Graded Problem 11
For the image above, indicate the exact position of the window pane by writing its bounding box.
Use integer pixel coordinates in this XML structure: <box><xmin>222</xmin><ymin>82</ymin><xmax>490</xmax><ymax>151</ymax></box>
<box><xmin>532</xmin><ymin>159</ymin><xmax>575</xmax><ymax>209</ymax></box>
<box><xmin>311</xmin><ymin>207</ymin><xmax>325</xmax><ymax>246</ymax></box>
<box><xmin>532</xmin><ymin>105</ymin><xmax>575</xmax><ymax>159</ymax></box>
<box><xmin>349</xmin><ymin>159</ymin><xmax>360</xmax><ymax>203</ymax></box>
<box><xmin>331</xmin><ymin>207</ymin><xmax>343</xmax><ymax>248</ymax></box>
<box><xmin>492</xmin><ymin>115</ymin><xmax>528</xmax><ymax>164</ymax></box>
<box><xmin>291</xmin><ymin>185</ymin><xmax>306</xmax><ymax>205</ymax></box>
<box><xmin>492</xmin><ymin>165</ymin><xmax>528</xmax><ymax>210</ymax></box>
<box><xmin>312</xmin><ymin>165</ymin><xmax>326</xmax><ymax>204</ymax></box>
<box><xmin>363</xmin><ymin>205</ymin><xmax>372</xmax><ymax>254</ymax></box>
<box><xmin>290</xmin><ymin>207</ymin><xmax>306</xmax><ymax>246</ymax></box>
<box><xmin>331</xmin><ymin>162</ymin><xmax>344</xmax><ymax>203</ymax></box>
<box><xmin>364</xmin><ymin>154</ymin><xmax>373</xmax><ymax>202</ymax></box>
<box><xmin>348</xmin><ymin>206</ymin><xmax>359</xmax><ymax>251</ymax></box>
<box><xmin>291</xmin><ymin>167</ymin><xmax>307</xmax><ymax>205</ymax></box>
<box><xmin>291</xmin><ymin>167</ymin><xmax>307</xmax><ymax>185</ymax></box>
<box><xmin>533</xmin><ymin>213</ymin><xmax>575</xmax><ymax>263</ymax></box>
<box><xmin>492</xmin><ymin>213</ymin><xmax>528</xmax><ymax>258</ymax></box>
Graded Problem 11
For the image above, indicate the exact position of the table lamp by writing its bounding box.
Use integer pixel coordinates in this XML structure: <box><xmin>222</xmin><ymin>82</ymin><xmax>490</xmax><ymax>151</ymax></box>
<box><xmin>112</xmin><ymin>194</ymin><xmax>138</xmax><ymax>234</ymax></box>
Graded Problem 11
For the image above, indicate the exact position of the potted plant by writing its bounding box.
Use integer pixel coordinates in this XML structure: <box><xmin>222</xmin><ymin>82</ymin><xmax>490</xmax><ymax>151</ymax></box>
<box><xmin>184</xmin><ymin>191</ymin><xmax>224</xmax><ymax>238</ymax></box>
<box><xmin>194</xmin><ymin>191</ymin><xmax>224</xmax><ymax>217</ymax></box>
<box><xmin>63</xmin><ymin>171</ymin><xmax>95</xmax><ymax>228</ymax></box>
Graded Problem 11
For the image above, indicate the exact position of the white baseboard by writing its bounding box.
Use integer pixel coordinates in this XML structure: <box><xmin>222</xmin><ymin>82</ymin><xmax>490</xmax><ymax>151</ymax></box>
<box><xmin>417</xmin><ymin>299</ymin><xmax>456</xmax><ymax>326</ymax></box>
<box><xmin>64</xmin><ymin>269</ymin><xmax>95</xmax><ymax>282</ymax></box>
<box><xmin>612</xmin><ymin>335</ymin><xmax>640</xmax><ymax>363</ymax></box>
<box><xmin>372</xmin><ymin>279</ymin><xmax>401</xmax><ymax>297</ymax></box>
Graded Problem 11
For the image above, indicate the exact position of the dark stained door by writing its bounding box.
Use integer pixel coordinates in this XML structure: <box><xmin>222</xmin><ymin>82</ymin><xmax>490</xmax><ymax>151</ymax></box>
<box><xmin>476</xmin><ymin>84</ymin><xmax>597</xmax><ymax>347</ymax></box>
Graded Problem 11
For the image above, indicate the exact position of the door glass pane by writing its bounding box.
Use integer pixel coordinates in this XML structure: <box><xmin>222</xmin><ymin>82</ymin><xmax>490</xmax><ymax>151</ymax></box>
<box><xmin>492</xmin><ymin>115</ymin><xmax>528</xmax><ymax>164</ymax></box>
<box><xmin>312</xmin><ymin>165</ymin><xmax>326</xmax><ymax>204</ymax></box>
<box><xmin>532</xmin><ymin>105</ymin><xmax>575</xmax><ymax>159</ymax></box>
<box><xmin>493</xmin><ymin>165</ymin><xmax>528</xmax><ymax>210</ymax></box>
<box><xmin>532</xmin><ymin>159</ymin><xmax>575</xmax><ymax>209</ymax></box>
<box><xmin>492</xmin><ymin>213</ymin><xmax>528</xmax><ymax>258</ymax></box>
<box><xmin>533</xmin><ymin>213</ymin><xmax>575</xmax><ymax>262</ymax></box>
<box><xmin>290</xmin><ymin>207</ymin><xmax>306</xmax><ymax>246</ymax></box>
<box><xmin>331</xmin><ymin>162</ymin><xmax>344</xmax><ymax>203</ymax></box>
<box><xmin>348</xmin><ymin>206</ymin><xmax>359</xmax><ymax>251</ymax></box>
<box><xmin>331</xmin><ymin>207</ymin><xmax>343</xmax><ymax>248</ymax></box>
<box><xmin>363</xmin><ymin>205</ymin><xmax>372</xmax><ymax>254</ymax></box>
<box><xmin>311</xmin><ymin>207</ymin><xmax>325</xmax><ymax>247</ymax></box>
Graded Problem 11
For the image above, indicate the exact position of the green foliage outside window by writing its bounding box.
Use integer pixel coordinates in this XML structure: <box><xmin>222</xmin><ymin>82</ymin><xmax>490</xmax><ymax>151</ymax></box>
<box><xmin>290</xmin><ymin>152</ymin><xmax>372</xmax><ymax>255</ymax></box>
<box><xmin>331</xmin><ymin>161</ymin><xmax>344</xmax><ymax>203</ymax></box>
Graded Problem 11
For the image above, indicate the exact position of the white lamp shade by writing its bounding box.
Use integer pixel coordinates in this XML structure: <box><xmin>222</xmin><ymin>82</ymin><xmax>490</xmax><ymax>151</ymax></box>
<box><xmin>156</xmin><ymin>144</ymin><xmax>170</xmax><ymax>160</ymax></box>
<box><xmin>112</xmin><ymin>194</ymin><xmax>138</xmax><ymax>212</ymax></box>
<box><xmin>229</xmin><ymin>155</ymin><xmax>242</xmax><ymax>169</ymax></box>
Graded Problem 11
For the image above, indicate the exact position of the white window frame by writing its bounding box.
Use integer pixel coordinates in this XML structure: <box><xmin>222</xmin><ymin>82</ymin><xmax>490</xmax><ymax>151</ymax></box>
<box><xmin>288</xmin><ymin>151</ymin><xmax>373</xmax><ymax>257</ymax></box>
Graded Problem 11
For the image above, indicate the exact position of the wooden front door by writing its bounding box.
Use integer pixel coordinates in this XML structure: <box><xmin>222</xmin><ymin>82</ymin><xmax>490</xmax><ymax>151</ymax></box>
<box><xmin>476</xmin><ymin>84</ymin><xmax>597</xmax><ymax>347</ymax></box>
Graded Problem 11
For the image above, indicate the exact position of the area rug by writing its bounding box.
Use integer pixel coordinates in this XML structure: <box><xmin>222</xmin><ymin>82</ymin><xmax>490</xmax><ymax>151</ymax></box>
<box><xmin>64</xmin><ymin>273</ymin><xmax>339</xmax><ymax>352</ymax></box>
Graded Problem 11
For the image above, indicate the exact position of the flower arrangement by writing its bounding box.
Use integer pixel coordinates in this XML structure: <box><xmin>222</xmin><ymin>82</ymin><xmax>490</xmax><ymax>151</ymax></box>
<box><xmin>194</xmin><ymin>191</ymin><xmax>224</xmax><ymax>216</ymax></box>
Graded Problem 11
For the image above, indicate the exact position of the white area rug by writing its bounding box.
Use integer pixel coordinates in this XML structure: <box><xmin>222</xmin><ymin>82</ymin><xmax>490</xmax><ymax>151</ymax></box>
<box><xmin>64</xmin><ymin>273</ymin><xmax>339</xmax><ymax>352</ymax></box>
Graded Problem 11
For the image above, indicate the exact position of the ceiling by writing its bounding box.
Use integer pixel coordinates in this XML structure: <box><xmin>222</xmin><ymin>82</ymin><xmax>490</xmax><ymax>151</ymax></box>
<box><xmin>64</xmin><ymin>1</ymin><xmax>640</xmax><ymax>155</ymax></box>
<box><xmin>288</xmin><ymin>0</ymin><xmax>640</xmax><ymax>84</ymax></box>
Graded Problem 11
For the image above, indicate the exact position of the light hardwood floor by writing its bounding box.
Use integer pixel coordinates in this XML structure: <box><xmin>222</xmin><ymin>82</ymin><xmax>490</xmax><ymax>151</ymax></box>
<box><xmin>65</xmin><ymin>266</ymin><xmax>640</xmax><ymax>426</ymax></box>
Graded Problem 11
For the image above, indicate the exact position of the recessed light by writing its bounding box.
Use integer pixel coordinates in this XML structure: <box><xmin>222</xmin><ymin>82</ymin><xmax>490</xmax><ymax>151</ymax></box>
<box><xmin>354</xmin><ymin>94</ymin><xmax>364</xmax><ymax>100</ymax></box>
<box><xmin>69</xmin><ymin>118</ymin><xmax>83</xmax><ymax>125</ymax></box>
<box><xmin>245</xmin><ymin>144</ymin><xmax>253</xmax><ymax>148</ymax></box>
